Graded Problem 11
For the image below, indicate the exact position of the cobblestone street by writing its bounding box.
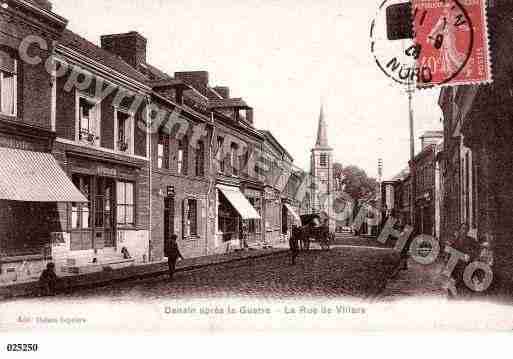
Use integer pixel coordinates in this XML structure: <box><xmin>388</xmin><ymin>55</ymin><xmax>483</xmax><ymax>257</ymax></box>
<box><xmin>40</xmin><ymin>245</ymin><xmax>399</xmax><ymax>301</ymax></box>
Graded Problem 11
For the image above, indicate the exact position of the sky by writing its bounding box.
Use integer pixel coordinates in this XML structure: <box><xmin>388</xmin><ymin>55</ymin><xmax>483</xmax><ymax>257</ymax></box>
<box><xmin>50</xmin><ymin>0</ymin><xmax>443</xmax><ymax>180</ymax></box>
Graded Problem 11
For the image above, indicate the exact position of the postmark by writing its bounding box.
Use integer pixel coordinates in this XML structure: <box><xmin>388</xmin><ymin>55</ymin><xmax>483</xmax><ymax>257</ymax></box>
<box><xmin>413</xmin><ymin>0</ymin><xmax>492</xmax><ymax>87</ymax></box>
<box><xmin>370</xmin><ymin>0</ymin><xmax>491</xmax><ymax>87</ymax></box>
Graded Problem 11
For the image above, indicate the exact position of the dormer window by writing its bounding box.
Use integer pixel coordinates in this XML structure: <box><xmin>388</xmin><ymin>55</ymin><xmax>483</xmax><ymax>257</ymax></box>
<box><xmin>78</xmin><ymin>96</ymin><xmax>101</xmax><ymax>146</ymax></box>
<box><xmin>0</xmin><ymin>51</ymin><xmax>17</xmax><ymax>117</ymax></box>
<box><xmin>237</xmin><ymin>109</ymin><xmax>246</xmax><ymax>122</ymax></box>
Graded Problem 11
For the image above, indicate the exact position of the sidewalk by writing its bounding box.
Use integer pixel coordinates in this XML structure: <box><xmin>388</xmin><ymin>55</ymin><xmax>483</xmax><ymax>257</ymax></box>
<box><xmin>0</xmin><ymin>248</ymin><xmax>287</xmax><ymax>300</ymax></box>
<box><xmin>379</xmin><ymin>258</ymin><xmax>447</xmax><ymax>301</ymax></box>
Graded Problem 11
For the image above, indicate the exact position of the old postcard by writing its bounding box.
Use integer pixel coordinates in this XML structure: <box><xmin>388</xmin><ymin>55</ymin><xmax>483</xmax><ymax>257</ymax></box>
<box><xmin>1</xmin><ymin>0</ymin><xmax>513</xmax><ymax>353</ymax></box>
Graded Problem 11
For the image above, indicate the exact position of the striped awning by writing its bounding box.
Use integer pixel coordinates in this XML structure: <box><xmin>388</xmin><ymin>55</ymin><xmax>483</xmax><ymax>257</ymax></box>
<box><xmin>0</xmin><ymin>148</ymin><xmax>88</xmax><ymax>202</ymax></box>
<box><xmin>218</xmin><ymin>185</ymin><xmax>261</xmax><ymax>220</ymax></box>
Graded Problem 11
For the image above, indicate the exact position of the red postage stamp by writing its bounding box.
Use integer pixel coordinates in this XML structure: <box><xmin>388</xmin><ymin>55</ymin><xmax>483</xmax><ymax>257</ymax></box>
<box><xmin>413</xmin><ymin>0</ymin><xmax>491</xmax><ymax>87</ymax></box>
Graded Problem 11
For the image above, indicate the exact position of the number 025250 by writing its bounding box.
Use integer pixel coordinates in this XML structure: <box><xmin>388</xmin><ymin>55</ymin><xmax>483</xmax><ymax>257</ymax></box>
<box><xmin>6</xmin><ymin>344</ymin><xmax>39</xmax><ymax>352</ymax></box>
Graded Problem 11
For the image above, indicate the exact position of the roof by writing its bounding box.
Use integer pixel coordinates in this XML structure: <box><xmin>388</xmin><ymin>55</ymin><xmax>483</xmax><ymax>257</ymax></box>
<box><xmin>142</xmin><ymin>62</ymin><xmax>172</xmax><ymax>81</ymax></box>
<box><xmin>208</xmin><ymin>98</ymin><xmax>250</xmax><ymax>110</ymax></box>
<box><xmin>258</xmin><ymin>130</ymin><xmax>294</xmax><ymax>162</ymax></box>
<box><xmin>59</xmin><ymin>29</ymin><xmax>149</xmax><ymax>85</ymax></box>
<box><xmin>390</xmin><ymin>167</ymin><xmax>410</xmax><ymax>182</ymax></box>
<box><xmin>420</xmin><ymin>130</ymin><xmax>443</xmax><ymax>138</ymax></box>
<box><xmin>315</xmin><ymin>104</ymin><xmax>328</xmax><ymax>148</ymax></box>
<box><xmin>150</xmin><ymin>78</ymin><xmax>189</xmax><ymax>89</ymax></box>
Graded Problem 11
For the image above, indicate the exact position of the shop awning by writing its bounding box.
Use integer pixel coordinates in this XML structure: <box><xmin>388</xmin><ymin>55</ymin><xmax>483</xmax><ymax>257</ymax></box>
<box><xmin>284</xmin><ymin>203</ymin><xmax>301</xmax><ymax>224</ymax></box>
<box><xmin>217</xmin><ymin>185</ymin><xmax>261</xmax><ymax>220</ymax></box>
<box><xmin>0</xmin><ymin>148</ymin><xmax>88</xmax><ymax>202</ymax></box>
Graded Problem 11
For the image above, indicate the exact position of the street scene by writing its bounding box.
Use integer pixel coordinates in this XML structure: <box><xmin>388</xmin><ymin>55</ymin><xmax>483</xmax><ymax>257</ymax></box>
<box><xmin>1</xmin><ymin>0</ymin><xmax>513</xmax><ymax>336</ymax></box>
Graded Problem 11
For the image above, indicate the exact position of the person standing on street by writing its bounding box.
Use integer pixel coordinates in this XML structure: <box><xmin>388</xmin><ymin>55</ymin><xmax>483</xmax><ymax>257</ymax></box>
<box><xmin>39</xmin><ymin>262</ymin><xmax>58</xmax><ymax>296</ymax></box>
<box><xmin>165</xmin><ymin>234</ymin><xmax>184</xmax><ymax>280</ymax></box>
<box><xmin>289</xmin><ymin>226</ymin><xmax>300</xmax><ymax>265</ymax></box>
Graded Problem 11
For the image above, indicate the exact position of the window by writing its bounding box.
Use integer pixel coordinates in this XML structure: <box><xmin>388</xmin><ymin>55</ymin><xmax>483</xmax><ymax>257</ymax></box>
<box><xmin>237</xmin><ymin>109</ymin><xmax>246</xmax><ymax>122</ymax></box>
<box><xmin>78</xmin><ymin>96</ymin><xmax>100</xmax><ymax>145</ymax></box>
<box><xmin>195</xmin><ymin>140</ymin><xmax>205</xmax><ymax>177</ymax></box>
<box><xmin>320</xmin><ymin>154</ymin><xmax>328</xmax><ymax>167</ymax></box>
<box><xmin>158</xmin><ymin>133</ymin><xmax>170</xmax><ymax>169</ymax></box>
<box><xmin>71</xmin><ymin>175</ymin><xmax>91</xmax><ymax>230</ymax></box>
<box><xmin>116</xmin><ymin>110</ymin><xmax>133</xmax><ymax>153</ymax></box>
<box><xmin>282</xmin><ymin>205</ymin><xmax>288</xmax><ymax>234</ymax></box>
<box><xmin>218</xmin><ymin>192</ymin><xmax>237</xmax><ymax>234</ymax></box>
<box><xmin>178</xmin><ymin>136</ymin><xmax>188</xmax><ymax>175</ymax></box>
<box><xmin>187</xmin><ymin>199</ymin><xmax>198</xmax><ymax>237</ymax></box>
<box><xmin>230</xmin><ymin>143</ymin><xmax>239</xmax><ymax>176</ymax></box>
<box><xmin>0</xmin><ymin>50</ymin><xmax>16</xmax><ymax>116</ymax></box>
<box><xmin>248</xmin><ymin>197</ymin><xmax>261</xmax><ymax>234</ymax></box>
<box><xmin>117</xmin><ymin>181</ymin><xmax>135</xmax><ymax>226</ymax></box>
<box><xmin>216</xmin><ymin>137</ymin><xmax>225</xmax><ymax>173</ymax></box>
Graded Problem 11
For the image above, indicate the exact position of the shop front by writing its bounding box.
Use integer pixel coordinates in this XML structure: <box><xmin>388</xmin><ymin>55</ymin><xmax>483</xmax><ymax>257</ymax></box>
<box><xmin>50</xmin><ymin>147</ymin><xmax>150</xmax><ymax>275</ymax></box>
<box><xmin>215</xmin><ymin>184</ymin><xmax>261</xmax><ymax>252</ymax></box>
<box><xmin>0</xmin><ymin>146</ymin><xmax>87</xmax><ymax>285</ymax></box>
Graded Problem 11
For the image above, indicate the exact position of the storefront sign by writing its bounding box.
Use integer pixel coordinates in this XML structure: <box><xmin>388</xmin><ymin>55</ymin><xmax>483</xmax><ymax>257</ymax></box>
<box><xmin>0</xmin><ymin>137</ymin><xmax>36</xmax><ymax>151</ymax></box>
<box><xmin>97</xmin><ymin>166</ymin><xmax>118</xmax><ymax>177</ymax></box>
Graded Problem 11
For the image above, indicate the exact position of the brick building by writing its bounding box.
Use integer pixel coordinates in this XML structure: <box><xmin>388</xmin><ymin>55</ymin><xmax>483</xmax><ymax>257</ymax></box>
<box><xmin>50</xmin><ymin>30</ymin><xmax>152</xmax><ymax>273</ymax></box>
<box><xmin>259</xmin><ymin>130</ymin><xmax>300</xmax><ymax>246</ymax></box>
<box><xmin>0</xmin><ymin>1</ymin><xmax>301</xmax><ymax>284</ymax></box>
<box><xmin>438</xmin><ymin>1</ymin><xmax>513</xmax><ymax>294</ymax></box>
<box><xmin>0</xmin><ymin>0</ymin><xmax>88</xmax><ymax>282</ymax></box>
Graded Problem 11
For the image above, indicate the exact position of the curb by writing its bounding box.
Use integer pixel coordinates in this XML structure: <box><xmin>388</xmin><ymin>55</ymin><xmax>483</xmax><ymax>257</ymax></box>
<box><xmin>0</xmin><ymin>249</ymin><xmax>288</xmax><ymax>301</ymax></box>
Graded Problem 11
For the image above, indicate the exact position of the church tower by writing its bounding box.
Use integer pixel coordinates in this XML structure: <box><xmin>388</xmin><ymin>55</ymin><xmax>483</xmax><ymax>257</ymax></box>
<box><xmin>310</xmin><ymin>104</ymin><xmax>334</xmax><ymax>227</ymax></box>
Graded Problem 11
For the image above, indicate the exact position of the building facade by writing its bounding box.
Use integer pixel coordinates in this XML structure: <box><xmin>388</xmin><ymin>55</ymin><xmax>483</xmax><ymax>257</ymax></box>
<box><xmin>0</xmin><ymin>1</ymin><xmax>91</xmax><ymax>283</ymax></box>
<box><xmin>438</xmin><ymin>2</ymin><xmax>513</xmax><ymax>294</ymax></box>
<box><xmin>0</xmin><ymin>0</ymin><xmax>306</xmax><ymax>285</ymax></box>
<box><xmin>259</xmin><ymin>130</ymin><xmax>300</xmax><ymax>246</ymax></box>
<box><xmin>310</xmin><ymin>105</ymin><xmax>334</xmax><ymax>230</ymax></box>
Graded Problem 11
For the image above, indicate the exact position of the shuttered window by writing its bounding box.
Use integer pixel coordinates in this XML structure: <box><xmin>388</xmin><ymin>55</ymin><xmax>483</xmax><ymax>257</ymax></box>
<box><xmin>0</xmin><ymin>50</ymin><xmax>16</xmax><ymax>116</ymax></box>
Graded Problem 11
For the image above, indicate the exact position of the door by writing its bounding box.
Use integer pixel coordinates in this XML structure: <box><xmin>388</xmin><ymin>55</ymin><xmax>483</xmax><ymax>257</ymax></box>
<box><xmin>94</xmin><ymin>177</ymin><xmax>116</xmax><ymax>248</ymax></box>
<box><xmin>164</xmin><ymin>196</ymin><xmax>175</xmax><ymax>244</ymax></box>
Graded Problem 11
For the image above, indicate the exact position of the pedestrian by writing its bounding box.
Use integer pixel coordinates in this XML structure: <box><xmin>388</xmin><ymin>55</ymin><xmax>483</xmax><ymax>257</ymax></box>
<box><xmin>289</xmin><ymin>226</ymin><xmax>300</xmax><ymax>265</ymax></box>
<box><xmin>165</xmin><ymin>234</ymin><xmax>184</xmax><ymax>280</ymax></box>
<box><xmin>39</xmin><ymin>262</ymin><xmax>58</xmax><ymax>296</ymax></box>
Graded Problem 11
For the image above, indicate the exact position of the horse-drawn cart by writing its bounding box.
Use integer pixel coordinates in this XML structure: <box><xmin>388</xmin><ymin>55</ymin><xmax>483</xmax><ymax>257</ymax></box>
<box><xmin>298</xmin><ymin>214</ymin><xmax>332</xmax><ymax>250</ymax></box>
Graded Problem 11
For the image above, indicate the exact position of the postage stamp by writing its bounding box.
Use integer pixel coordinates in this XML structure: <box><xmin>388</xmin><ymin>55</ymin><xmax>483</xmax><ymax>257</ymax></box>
<box><xmin>413</xmin><ymin>0</ymin><xmax>492</xmax><ymax>87</ymax></box>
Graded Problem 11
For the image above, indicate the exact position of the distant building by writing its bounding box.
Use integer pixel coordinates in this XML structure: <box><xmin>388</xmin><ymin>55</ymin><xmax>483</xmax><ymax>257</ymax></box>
<box><xmin>310</xmin><ymin>105</ymin><xmax>334</xmax><ymax>230</ymax></box>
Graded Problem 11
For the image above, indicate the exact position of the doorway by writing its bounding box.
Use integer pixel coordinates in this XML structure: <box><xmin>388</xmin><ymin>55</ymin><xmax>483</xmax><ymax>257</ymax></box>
<box><xmin>164</xmin><ymin>196</ymin><xmax>175</xmax><ymax>243</ymax></box>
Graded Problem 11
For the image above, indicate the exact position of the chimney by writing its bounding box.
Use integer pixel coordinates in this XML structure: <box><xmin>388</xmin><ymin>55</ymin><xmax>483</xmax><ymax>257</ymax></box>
<box><xmin>28</xmin><ymin>0</ymin><xmax>53</xmax><ymax>10</ymax></box>
<box><xmin>175</xmin><ymin>71</ymin><xmax>209</xmax><ymax>97</ymax></box>
<box><xmin>214</xmin><ymin>86</ymin><xmax>230</xmax><ymax>99</ymax></box>
<box><xmin>101</xmin><ymin>32</ymin><xmax>147</xmax><ymax>70</ymax></box>
<box><xmin>420</xmin><ymin>131</ymin><xmax>443</xmax><ymax>150</ymax></box>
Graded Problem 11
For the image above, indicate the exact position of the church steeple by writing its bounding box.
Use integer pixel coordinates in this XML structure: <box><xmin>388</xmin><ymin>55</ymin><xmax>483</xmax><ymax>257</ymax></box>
<box><xmin>315</xmin><ymin>103</ymin><xmax>330</xmax><ymax>149</ymax></box>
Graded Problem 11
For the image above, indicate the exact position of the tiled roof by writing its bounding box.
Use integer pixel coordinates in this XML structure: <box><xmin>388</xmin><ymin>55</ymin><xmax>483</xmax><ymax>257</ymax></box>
<box><xmin>150</xmin><ymin>78</ymin><xmax>188</xmax><ymax>89</ymax></box>
<box><xmin>59</xmin><ymin>29</ymin><xmax>149</xmax><ymax>85</ymax></box>
<box><xmin>143</xmin><ymin>62</ymin><xmax>172</xmax><ymax>81</ymax></box>
<box><xmin>208</xmin><ymin>98</ymin><xmax>250</xmax><ymax>109</ymax></box>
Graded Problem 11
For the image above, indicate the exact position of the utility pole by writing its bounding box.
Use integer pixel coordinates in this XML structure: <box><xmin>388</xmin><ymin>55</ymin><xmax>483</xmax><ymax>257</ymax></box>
<box><xmin>407</xmin><ymin>74</ymin><xmax>416</xmax><ymax>230</ymax></box>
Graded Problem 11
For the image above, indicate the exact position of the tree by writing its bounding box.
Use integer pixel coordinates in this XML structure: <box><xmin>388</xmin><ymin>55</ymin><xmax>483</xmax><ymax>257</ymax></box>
<box><xmin>333</xmin><ymin>163</ymin><xmax>378</xmax><ymax>202</ymax></box>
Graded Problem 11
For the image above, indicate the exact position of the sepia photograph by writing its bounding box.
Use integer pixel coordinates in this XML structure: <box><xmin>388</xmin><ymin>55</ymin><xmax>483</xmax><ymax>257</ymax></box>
<box><xmin>0</xmin><ymin>0</ymin><xmax>512</xmax><ymax>353</ymax></box>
